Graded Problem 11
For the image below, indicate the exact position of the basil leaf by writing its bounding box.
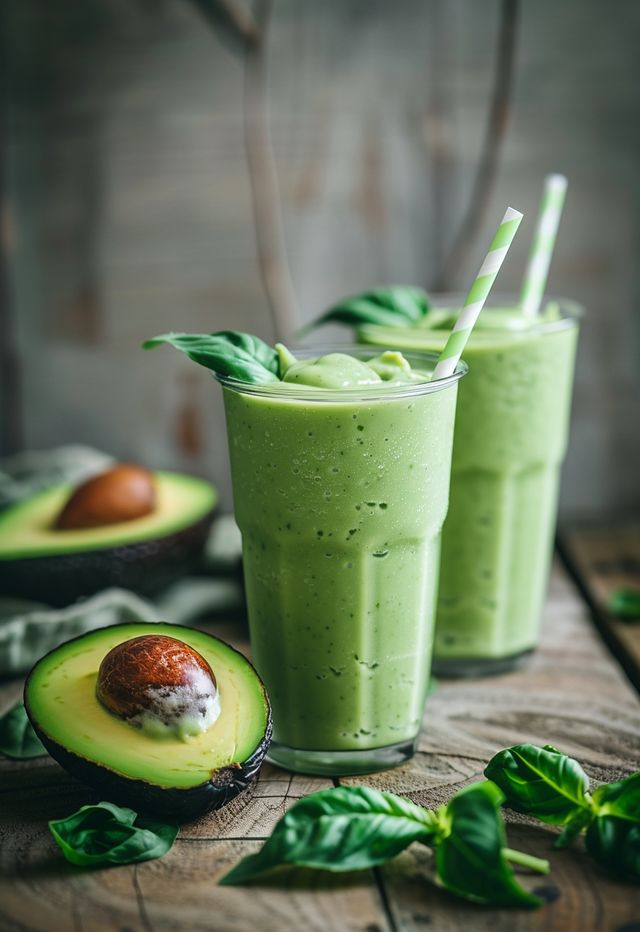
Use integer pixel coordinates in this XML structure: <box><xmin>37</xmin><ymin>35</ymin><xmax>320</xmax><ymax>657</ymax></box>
<box><xmin>592</xmin><ymin>772</ymin><xmax>640</xmax><ymax>821</ymax></box>
<box><xmin>214</xmin><ymin>331</ymin><xmax>280</xmax><ymax>374</ymax></box>
<box><xmin>219</xmin><ymin>786</ymin><xmax>437</xmax><ymax>884</ymax></box>
<box><xmin>304</xmin><ymin>287</ymin><xmax>431</xmax><ymax>332</ymax></box>
<box><xmin>49</xmin><ymin>801</ymin><xmax>179</xmax><ymax>867</ymax></box>
<box><xmin>585</xmin><ymin>815</ymin><xmax>640</xmax><ymax>882</ymax></box>
<box><xmin>554</xmin><ymin>808</ymin><xmax>595</xmax><ymax>849</ymax></box>
<box><xmin>435</xmin><ymin>782</ymin><xmax>542</xmax><ymax>908</ymax></box>
<box><xmin>0</xmin><ymin>703</ymin><xmax>47</xmax><ymax>759</ymax></box>
<box><xmin>143</xmin><ymin>330</ymin><xmax>279</xmax><ymax>384</ymax></box>
<box><xmin>484</xmin><ymin>743</ymin><xmax>591</xmax><ymax>824</ymax></box>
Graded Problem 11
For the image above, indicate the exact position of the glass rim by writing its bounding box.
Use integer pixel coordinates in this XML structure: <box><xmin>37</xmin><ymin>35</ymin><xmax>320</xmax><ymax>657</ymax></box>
<box><xmin>356</xmin><ymin>292</ymin><xmax>585</xmax><ymax>346</ymax></box>
<box><xmin>217</xmin><ymin>344</ymin><xmax>467</xmax><ymax>401</ymax></box>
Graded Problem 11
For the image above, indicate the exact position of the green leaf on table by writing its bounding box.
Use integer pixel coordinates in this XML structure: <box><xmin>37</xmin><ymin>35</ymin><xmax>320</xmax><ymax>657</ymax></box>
<box><xmin>49</xmin><ymin>801</ymin><xmax>179</xmax><ymax>867</ymax></box>
<box><xmin>554</xmin><ymin>807</ymin><xmax>596</xmax><ymax>849</ymax></box>
<box><xmin>219</xmin><ymin>785</ymin><xmax>438</xmax><ymax>884</ymax></box>
<box><xmin>143</xmin><ymin>330</ymin><xmax>279</xmax><ymax>384</ymax></box>
<box><xmin>585</xmin><ymin>815</ymin><xmax>640</xmax><ymax>882</ymax></box>
<box><xmin>485</xmin><ymin>743</ymin><xmax>592</xmax><ymax>825</ymax></box>
<box><xmin>607</xmin><ymin>587</ymin><xmax>640</xmax><ymax>620</ymax></box>
<box><xmin>0</xmin><ymin>703</ymin><xmax>47</xmax><ymax>759</ymax></box>
<box><xmin>434</xmin><ymin>781</ymin><xmax>542</xmax><ymax>908</ymax></box>
<box><xmin>592</xmin><ymin>771</ymin><xmax>640</xmax><ymax>821</ymax></box>
<box><xmin>301</xmin><ymin>287</ymin><xmax>431</xmax><ymax>334</ymax></box>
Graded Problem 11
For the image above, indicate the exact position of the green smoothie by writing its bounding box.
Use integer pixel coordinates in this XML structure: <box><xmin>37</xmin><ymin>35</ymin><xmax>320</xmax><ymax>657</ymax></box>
<box><xmin>221</xmin><ymin>346</ymin><xmax>464</xmax><ymax>774</ymax></box>
<box><xmin>360</xmin><ymin>299</ymin><xmax>580</xmax><ymax>674</ymax></box>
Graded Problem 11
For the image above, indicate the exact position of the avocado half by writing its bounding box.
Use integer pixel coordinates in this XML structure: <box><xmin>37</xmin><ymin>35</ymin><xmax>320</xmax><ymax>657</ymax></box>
<box><xmin>0</xmin><ymin>472</ymin><xmax>217</xmax><ymax>606</ymax></box>
<box><xmin>24</xmin><ymin>623</ymin><xmax>272</xmax><ymax>821</ymax></box>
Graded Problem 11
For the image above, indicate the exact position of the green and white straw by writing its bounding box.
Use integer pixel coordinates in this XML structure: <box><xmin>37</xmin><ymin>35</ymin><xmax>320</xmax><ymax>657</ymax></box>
<box><xmin>520</xmin><ymin>173</ymin><xmax>568</xmax><ymax>317</ymax></box>
<box><xmin>432</xmin><ymin>206</ymin><xmax>523</xmax><ymax>380</ymax></box>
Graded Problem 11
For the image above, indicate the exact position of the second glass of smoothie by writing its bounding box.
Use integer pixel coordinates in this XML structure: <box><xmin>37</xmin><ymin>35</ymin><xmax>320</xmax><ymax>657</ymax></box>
<box><xmin>361</xmin><ymin>298</ymin><xmax>581</xmax><ymax>675</ymax></box>
<box><xmin>220</xmin><ymin>346</ymin><xmax>464</xmax><ymax>775</ymax></box>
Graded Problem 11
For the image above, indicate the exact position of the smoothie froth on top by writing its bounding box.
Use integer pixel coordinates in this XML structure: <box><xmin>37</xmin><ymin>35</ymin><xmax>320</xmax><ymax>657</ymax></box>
<box><xmin>415</xmin><ymin>302</ymin><xmax>563</xmax><ymax>339</ymax></box>
<box><xmin>275</xmin><ymin>345</ymin><xmax>431</xmax><ymax>390</ymax></box>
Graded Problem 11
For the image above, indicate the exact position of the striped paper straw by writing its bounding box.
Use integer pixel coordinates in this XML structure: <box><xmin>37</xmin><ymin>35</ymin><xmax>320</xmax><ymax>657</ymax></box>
<box><xmin>520</xmin><ymin>174</ymin><xmax>568</xmax><ymax>317</ymax></box>
<box><xmin>432</xmin><ymin>206</ymin><xmax>524</xmax><ymax>381</ymax></box>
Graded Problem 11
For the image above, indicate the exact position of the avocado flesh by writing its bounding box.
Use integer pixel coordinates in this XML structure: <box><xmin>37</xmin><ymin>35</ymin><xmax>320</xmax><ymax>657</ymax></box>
<box><xmin>25</xmin><ymin>624</ymin><xmax>269</xmax><ymax>790</ymax></box>
<box><xmin>0</xmin><ymin>472</ymin><xmax>216</xmax><ymax>559</ymax></box>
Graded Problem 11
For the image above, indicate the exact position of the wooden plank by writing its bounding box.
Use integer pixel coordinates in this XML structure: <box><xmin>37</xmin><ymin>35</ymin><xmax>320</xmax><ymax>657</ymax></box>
<box><xmin>1</xmin><ymin>561</ymin><xmax>640</xmax><ymax>929</ymax></box>
<box><xmin>560</xmin><ymin>524</ymin><xmax>640</xmax><ymax>691</ymax></box>
<box><xmin>0</xmin><ymin>826</ymin><xmax>387</xmax><ymax>932</ymax></box>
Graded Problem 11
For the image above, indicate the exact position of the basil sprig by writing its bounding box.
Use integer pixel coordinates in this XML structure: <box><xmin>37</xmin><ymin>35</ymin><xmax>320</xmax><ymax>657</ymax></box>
<box><xmin>143</xmin><ymin>330</ymin><xmax>279</xmax><ymax>384</ymax></box>
<box><xmin>220</xmin><ymin>782</ymin><xmax>545</xmax><ymax>908</ymax></box>
<box><xmin>301</xmin><ymin>286</ymin><xmax>431</xmax><ymax>334</ymax></box>
<box><xmin>0</xmin><ymin>702</ymin><xmax>47</xmax><ymax>759</ymax></box>
<box><xmin>49</xmin><ymin>801</ymin><xmax>179</xmax><ymax>867</ymax></box>
<box><xmin>485</xmin><ymin>743</ymin><xmax>640</xmax><ymax>880</ymax></box>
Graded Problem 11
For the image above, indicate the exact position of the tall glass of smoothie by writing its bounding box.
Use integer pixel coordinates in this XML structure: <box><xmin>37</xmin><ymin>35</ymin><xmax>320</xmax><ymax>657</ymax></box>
<box><xmin>219</xmin><ymin>345</ymin><xmax>465</xmax><ymax>774</ymax></box>
<box><xmin>360</xmin><ymin>297</ymin><xmax>581</xmax><ymax>675</ymax></box>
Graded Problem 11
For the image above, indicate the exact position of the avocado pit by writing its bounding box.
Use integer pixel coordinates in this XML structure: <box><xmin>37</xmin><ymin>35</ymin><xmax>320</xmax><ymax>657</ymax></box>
<box><xmin>96</xmin><ymin>635</ymin><xmax>220</xmax><ymax>740</ymax></box>
<box><xmin>56</xmin><ymin>464</ymin><xmax>156</xmax><ymax>530</ymax></box>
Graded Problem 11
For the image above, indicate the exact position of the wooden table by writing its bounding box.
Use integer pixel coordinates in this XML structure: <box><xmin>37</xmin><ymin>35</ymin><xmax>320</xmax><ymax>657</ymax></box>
<box><xmin>2</xmin><ymin>543</ymin><xmax>640</xmax><ymax>932</ymax></box>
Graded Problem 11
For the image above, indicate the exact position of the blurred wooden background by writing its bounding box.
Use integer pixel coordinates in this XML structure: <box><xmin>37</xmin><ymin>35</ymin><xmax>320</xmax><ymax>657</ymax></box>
<box><xmin>2</xmin><ymin>0</ymin><xmax>639</xmax><ymax>515</ymax></box>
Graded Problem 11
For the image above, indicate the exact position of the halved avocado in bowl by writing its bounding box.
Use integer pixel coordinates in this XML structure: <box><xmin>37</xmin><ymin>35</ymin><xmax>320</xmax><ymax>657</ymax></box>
<box><xmin>24</xmin><ymin>623</ymin><xmax>272</xmax><ymax>821</ymax></box>
<box><xmin>0</xmin><ymin>469</ymin><xmax>217</xmax><ymax>606</ymax></box>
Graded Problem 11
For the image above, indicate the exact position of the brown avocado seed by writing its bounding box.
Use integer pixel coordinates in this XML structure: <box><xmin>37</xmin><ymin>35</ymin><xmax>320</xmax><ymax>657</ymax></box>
<box><xmin>56</xmin><ymin>464</ymin><xmax>156</xmax><ymax>530</ymax></box>
<box><xmin>96</xmin><ymin>635</ymin><xmax>219</xmax><ymax>739</ymax></box>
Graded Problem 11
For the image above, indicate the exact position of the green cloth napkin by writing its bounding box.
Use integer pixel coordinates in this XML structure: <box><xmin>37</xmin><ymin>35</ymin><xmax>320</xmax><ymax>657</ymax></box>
<box><xmin>0</xmin><ymin>447</ymin><xmax>244</xmax><ymax>676</ymax></box>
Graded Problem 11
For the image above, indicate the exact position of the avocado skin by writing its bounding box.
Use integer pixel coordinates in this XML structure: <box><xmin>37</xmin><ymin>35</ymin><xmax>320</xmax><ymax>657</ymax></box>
<box><xmin>27</xmin><ymin>699</ymin><xmax>272</xmax><ymax>822</ymax></box>
<box><xmin>24</xmin><ymin>628</ymin><xmax>273</xmax><ymax>822</ymax></box>
<box><xmin>0</xmin><ymin>511</ymin><xmax>214</xmax><ymax>607</ymax></box>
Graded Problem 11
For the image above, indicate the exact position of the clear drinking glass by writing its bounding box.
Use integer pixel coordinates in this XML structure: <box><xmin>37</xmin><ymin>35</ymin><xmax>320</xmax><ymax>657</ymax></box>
<box><xmin>219</xmin><ymin>346</ymin><xmax>465</xmax><ymax>774</ymax></box>
<box><xmin>360</xmin><ymin>298</ymin><xmax>581</xmax><ymax>676</ymax></box>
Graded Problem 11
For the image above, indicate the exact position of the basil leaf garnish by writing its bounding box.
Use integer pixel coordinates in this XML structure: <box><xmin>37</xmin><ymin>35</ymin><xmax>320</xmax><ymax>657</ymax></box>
<box><xmin>49</xmin><ymin>801</ymin><xmax>179</xmax><ymax>867</ymax></box>
<box><xmin>435</xmin><ymin>781</ymin><xmax>542</xmax><ymax>908</ymax></box>
<box><xmin>303</xmin><ymin>286</ymin><xmax>431</xmax><ymax>333</ymax></box>
<box><xmin>219</xmin><ymin>786</ymin><xmax>438</xmax><ymax>884</ymax></box>
<box><xmin>585</xmin><ymin>815</ymin><xmax>640</xmax><ymax>882</ymax></box>
<box><xmin>143</xmin><ymin>330</ymin><xmax>279</xmax><ymax>384</ymax></box>
<box><xmin>484</xmin><ymin>743</ymin><xmax>591</xmax><ymax>825</ymax></box>
<box><xmin>0</xmin><ymin>702</ymin><xmax>47</xmax><ymax>759</ymax></box>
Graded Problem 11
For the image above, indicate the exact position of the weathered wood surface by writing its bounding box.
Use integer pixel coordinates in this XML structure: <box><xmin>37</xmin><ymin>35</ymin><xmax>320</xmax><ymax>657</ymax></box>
<box><xmin>561</xmin><ymin>525</ymin><xmax>640</xmax><ymax>691</ymax></box>
<box><xmin>1</xmin><ymin>561</ymin><xmax>640</xmax><ymax>931</ymax></box>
